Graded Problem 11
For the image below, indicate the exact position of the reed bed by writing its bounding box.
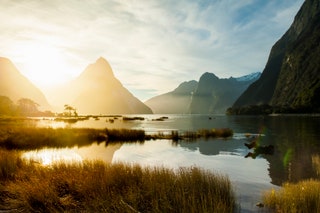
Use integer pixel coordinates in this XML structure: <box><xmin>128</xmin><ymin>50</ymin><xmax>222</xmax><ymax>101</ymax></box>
<box><xmin>0</xmin><ymin>150</ymin><xmax>235</xmax><ymax>212</ymax></box>
<box><xmin>0</xmin><ymin>127</ymin><xmax>233</xmax><ymax>150</ymax></box>
<box><xmin>0</xmin><ymin>149</ymin><xmax>24</xmax><ymax>180</ymax></box>
<box><xmin>0</xmin><ymin>127</ymin><xmax>104</xmax><ymax>150</ymax></box>
<box><xmin>106</xmin><ymin>128</ymin><xmax>146</xmax><ymax>142</ymax></box>
<box><xmin>263</xmin><ymin>180</ymin><xmax>320</xmax><ymax>213</ymax></box>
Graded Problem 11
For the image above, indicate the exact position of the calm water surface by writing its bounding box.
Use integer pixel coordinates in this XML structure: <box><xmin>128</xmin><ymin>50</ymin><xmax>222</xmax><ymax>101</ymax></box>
<box><xmin>23</xmin><ymin>114</ymin><xmax>320</xmax><ymax>212</ymax></box>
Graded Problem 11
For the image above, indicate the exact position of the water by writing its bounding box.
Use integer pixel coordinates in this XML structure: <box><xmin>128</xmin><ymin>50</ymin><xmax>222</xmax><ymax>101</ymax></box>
<box><xmin>22</xmin><ymin>114</ymin><xmax>320</xmax><ymax>212</ymax></box>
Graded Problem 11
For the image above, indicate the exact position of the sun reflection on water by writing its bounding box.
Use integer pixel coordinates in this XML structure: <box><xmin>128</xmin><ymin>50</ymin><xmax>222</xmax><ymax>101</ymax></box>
<box><xmin>21</xmin><ymin>142</ymin><xmax>122</xmax><ymax>166</ymax></box>
<box><xmin>22</xmin><ymin>148</ymin><xmax>83</xmax><ymax>166</ymax></box>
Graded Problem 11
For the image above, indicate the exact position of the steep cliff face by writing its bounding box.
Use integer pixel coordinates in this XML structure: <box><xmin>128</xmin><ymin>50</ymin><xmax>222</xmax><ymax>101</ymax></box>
<box><xmin>145</xmin><ymin>80</ymin><xmax>198</xmax><ymax>114</ymax></box>
<box><xmin>232</xmin><ymin>0</ymin><xmax>320</xmax><ymax>113</ymax></box>
<box><xmin>0</xmin><ymin>57</ymin><xmax>51</xmax><ymax>110</ymax></box>
<box><xmin>51</xmin><ymin>57</ymin><xmax>152</xmax><ymax>114</ymax></box>
<box><xmin>270</xmin><ymin>1</ymin><xmax>320</xmax><ymax>109</ymax></box>
<box><xmin>189</xmin><ymin>72</ymin><xmax>260</xmax><ymax>114</ymax></box>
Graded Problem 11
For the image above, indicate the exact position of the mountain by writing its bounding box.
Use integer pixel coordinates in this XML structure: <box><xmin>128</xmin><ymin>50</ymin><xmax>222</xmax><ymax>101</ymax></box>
<box><xmin>0</xmin><ymin>57</ymin><xmax>51</xmax><ymax>110</ymax></box>
<box><xmin>230</xmin><ymin>0</ymin><xmax>320</xmax><ymax>114</ymax></box>
<box><xmin>189</xmin><ymin>72</ymin><xmax>261</xmax><ymax>114</ymax></box>
<box><xmin>50</xmin><ymin>57</ymin><xmax>152</xmax><ymax>114</ymax></box>
<box><xmin>145</xmin><ymin>72</ymin><xmax>260</xmax><ymax>114</ymax></box>
<box><xmin>145</xmin><ymin>80</ymin><xmax>198</xmax><ymax>114</ymax></box>
<box><xmin>235</xmin><ymin>72</ymin><xmax>261</xmax><ymax>82</ymax></box>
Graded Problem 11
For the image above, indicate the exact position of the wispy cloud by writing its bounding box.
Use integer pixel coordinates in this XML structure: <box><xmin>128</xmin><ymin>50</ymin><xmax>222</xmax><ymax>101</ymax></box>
<box><xmin>0</xmin><ymin>0</ymin><xmax>304</xmax><ymax>100</ymax></box>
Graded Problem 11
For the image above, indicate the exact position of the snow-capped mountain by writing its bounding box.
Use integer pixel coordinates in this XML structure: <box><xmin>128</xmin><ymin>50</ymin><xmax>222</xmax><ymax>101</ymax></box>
<box><xmin>235</xmin><ymin>72</ymin><xmax>261</xmax><ymax>82</ymax></box>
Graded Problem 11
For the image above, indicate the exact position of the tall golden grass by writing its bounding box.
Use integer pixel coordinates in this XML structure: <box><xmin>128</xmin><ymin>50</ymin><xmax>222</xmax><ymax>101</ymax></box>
<box><xmin>0</xmin><ymin>149</ymin><xmax>24</xmax><ymax>180</ymax></box>
<box><xmin>312</xmin><ymin>154</ymin><xmax>320</xmax><ymax>178</ymax></box>
<box><xmin>263</xmin><ymin>180</ymin><xmax>320</xmax><ymax>212</ymax></box>
<box><xmin>0</xmin><ymin>149</ymin><xmax>235</xmax><ymax>212</ymax></box>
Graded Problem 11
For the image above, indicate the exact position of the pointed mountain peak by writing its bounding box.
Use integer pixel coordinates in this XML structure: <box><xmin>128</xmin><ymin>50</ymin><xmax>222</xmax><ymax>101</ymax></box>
<box><xmin>199</xmin><ymin>72</ymin><xmax>219</xmax><ymax>82</ymax></box>
<box><xmin>78</xmin><ymin>57</ymin><xmax>115</xmax><ymax>81</ymax></box>
<box><xmin>95</xmin><ymin>57</ymin><xmax>111</xmax><ymax>67</ymax></box>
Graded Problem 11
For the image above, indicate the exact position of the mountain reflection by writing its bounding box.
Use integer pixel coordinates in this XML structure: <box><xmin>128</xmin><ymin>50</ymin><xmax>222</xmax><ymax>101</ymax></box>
<box><xmin>180</xmin><ymin>115</ymin><xmax>320</xmax><ymax>187</ymax></box>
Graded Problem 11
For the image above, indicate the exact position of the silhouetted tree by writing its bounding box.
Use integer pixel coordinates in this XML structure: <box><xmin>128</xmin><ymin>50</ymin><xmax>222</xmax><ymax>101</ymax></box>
<box><xmin>64</xmin><ymin>104</ymin><xmax>78</xmax><ymax>117</ymax></box>
<box><xmin>0</xmin><ymin>96</ymin><xmax>16</xmax><ymax>115</ymax></box>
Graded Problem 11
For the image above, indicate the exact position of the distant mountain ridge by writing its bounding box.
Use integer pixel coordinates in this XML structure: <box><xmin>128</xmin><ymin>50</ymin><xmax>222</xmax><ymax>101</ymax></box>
<box><xmin>189</xmin><ymin>72</ymin><xmax>261</xmax><ymax>114</ymax></box>
<box><xmin>50</xmin><ymin>57</ymin><xmax>152</xmax><ymax>115</ymax></box>
<box><xmin>145</xmin><ymin>72</ymin><xmax>260</xmax><ymax>114</ymax></box>
<box><xmin>230</xmin><ymin>0</ymin><xmax>320</xmax><ymax>114</ymax></box>
<box><xmin>0</xmin><ymin>57</ymin><xmax>51</xmax><ymax>110</ymax></box>
<box><xmin>234</xmin><ymin>72</ymin><xmax>261</xmax><ymax>82</ymax></box>
<box><xmin>145</xmin><ymin>80</ymin><xmax>198</xmax><ymax>114</ymax></box>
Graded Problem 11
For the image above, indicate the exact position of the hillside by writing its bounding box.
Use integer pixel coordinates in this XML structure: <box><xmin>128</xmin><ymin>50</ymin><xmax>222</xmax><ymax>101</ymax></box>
<box><xmin>49</xmin><ymin>57</ymin><xmax>152</xmax><ymax>115</ymax></box>
<box><xmin>0</xmin><ymin>57</ymin><xmax>51</xmax><ymax>110</ymax></box>
<box><xmin>145</xmin><ymin>72</ymin><xmax>260</xmax><ymax>114</ymax></box>
<box><xmin>145</xmin><ymin>81</ymin><xmax>198</xmax><ymax>114</ymax></box>
<box><xmin>189</xmin><ymin>72</ymin><xmax>260</xmax><ymax>114</ymax></box>
<box><xmin>230</xmin><ymin>0</ymin><xmax>320</xmax><ymax>114</ymax></box>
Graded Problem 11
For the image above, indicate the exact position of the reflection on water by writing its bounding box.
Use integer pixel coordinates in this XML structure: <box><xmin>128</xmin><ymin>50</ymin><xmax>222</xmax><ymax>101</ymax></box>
<box><xmin>23</xmin><ymin>148</ymin><xmax>82</xmax><ymax>165</ymax></box>
<box><xmin>112</xmin><ymin>139</ymin><xmax>275</xmax><ymax>212</ymax></box>
<box><xmin>22</xmin><ymin>142</ymin><xmax>121</xmax><ymax>165</ymax></box>
<box><xmin>18</xmin><ymin>114</ymin><xmax>320</xmax><ymax>212</ymax></box>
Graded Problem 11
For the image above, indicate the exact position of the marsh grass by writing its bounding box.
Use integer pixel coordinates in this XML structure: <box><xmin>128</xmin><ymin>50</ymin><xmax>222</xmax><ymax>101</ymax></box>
<box><xmin>1</xmin><ymin>150</ymin><xmax>235</xmax><ymax>212</ymax></box>
<box><xmin>0</xmin><ymin>127</ymin><xmax>105</xmax><ymax>150</ymax></box>
<box><xmin>0</xmin><ymin>127</ymin><xmax>233</xmax><ymax>150</ymax></box>
<box><xmin>312</xmin><ymin>155</ymin><xmax>320</xmax><ymax>177</ymax></box>
<box><xmin>0</xmin><ymin>149</ymin><xmax>24</xmax><ymax>180</ymax></box>
<box><xmin>263</xmin><ymin>180</ymin><xmax>320</xmax><ymax>213</ymax></box>
<box><xmin>106</xmin><ymin>128</ymin><xmax>145</xmax><ymax>142</ymax></box>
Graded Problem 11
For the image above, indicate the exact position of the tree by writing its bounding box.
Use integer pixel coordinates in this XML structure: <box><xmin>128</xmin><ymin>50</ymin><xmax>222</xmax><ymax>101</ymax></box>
<box><xmin>64</xmin><ymin>104</ymin><xmax>78</xmax><ymax>117</ymax></box>
<box><xmin>17</xmin><ymin>98</ymin><xmax>40</xmax><ymax>116</ymax></box>
<box><xmin>0</xmin><ymin>96</ymin><xmax>15</xmax><ymax>115</ymax></box>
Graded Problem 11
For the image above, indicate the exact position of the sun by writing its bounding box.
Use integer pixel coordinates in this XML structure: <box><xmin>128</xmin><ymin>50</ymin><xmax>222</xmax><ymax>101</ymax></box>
<box><xmin>15</xmin><ymin>42</ymin><xmax>75</xmax><ymax>88</ymax></box>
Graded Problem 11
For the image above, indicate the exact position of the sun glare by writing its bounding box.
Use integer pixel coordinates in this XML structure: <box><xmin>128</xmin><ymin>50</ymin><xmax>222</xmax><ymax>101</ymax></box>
<box><xmin>15</xmin><ymin>42</ymin><xmax>75</xmax><ymax>88</ymax></box>
<box><xmin>22</xmin><ymin>148</ymin><xmax>83</xmax><ymax>166</ymax></box>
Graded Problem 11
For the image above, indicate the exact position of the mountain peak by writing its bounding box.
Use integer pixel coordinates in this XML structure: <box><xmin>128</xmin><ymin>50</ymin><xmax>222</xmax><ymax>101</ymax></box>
<box><xmin>94</xmin><ymin>57</ymin><xmax>114</xmax><ymax>75</ymax></box>
<box><xmin>78</xmin><ymin>57</ymin><xmax>115</xmax><ymax>82</ymax></box>
<box><xmin>96</xmin><ymin>57</ymin><xmax>111</xmax><ymax>66</ymax></box>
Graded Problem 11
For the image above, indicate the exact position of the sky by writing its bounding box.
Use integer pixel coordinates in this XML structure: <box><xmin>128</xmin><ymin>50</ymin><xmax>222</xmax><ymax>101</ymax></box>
<box><xmin>0</xmin><ymin>0</ymin><xmax>304</xmax><ymax>101</ymax></box>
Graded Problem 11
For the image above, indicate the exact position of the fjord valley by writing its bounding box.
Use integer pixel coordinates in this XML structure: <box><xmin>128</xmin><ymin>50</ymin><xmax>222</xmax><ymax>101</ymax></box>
<box><xmin>1</xmin><ymin>0</ymin><xmax>320</xmax><ymax>212</ymax></box>
<box><xmin>145</xmin><ymin>72</ymin><xmax>260</xmax><ymax>114</ymax></box>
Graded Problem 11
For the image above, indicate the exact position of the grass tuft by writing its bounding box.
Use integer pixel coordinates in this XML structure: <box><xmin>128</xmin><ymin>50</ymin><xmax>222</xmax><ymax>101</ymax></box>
<box><xmin>263</xmin><ymin>179</ymin><xmax>320</xmax><ymax>213</ymax></box>
<box><xmin>0</xmin><ymin>149</ymin><xmax>24</xmax><ymax>180</ymax></box>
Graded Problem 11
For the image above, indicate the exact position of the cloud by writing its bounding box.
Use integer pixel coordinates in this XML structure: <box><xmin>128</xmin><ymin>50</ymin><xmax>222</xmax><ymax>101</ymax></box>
<box><xmin>0</xmin><ymin>0</ymin><xmax>305</xmax><ymax>100</ymax></box>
